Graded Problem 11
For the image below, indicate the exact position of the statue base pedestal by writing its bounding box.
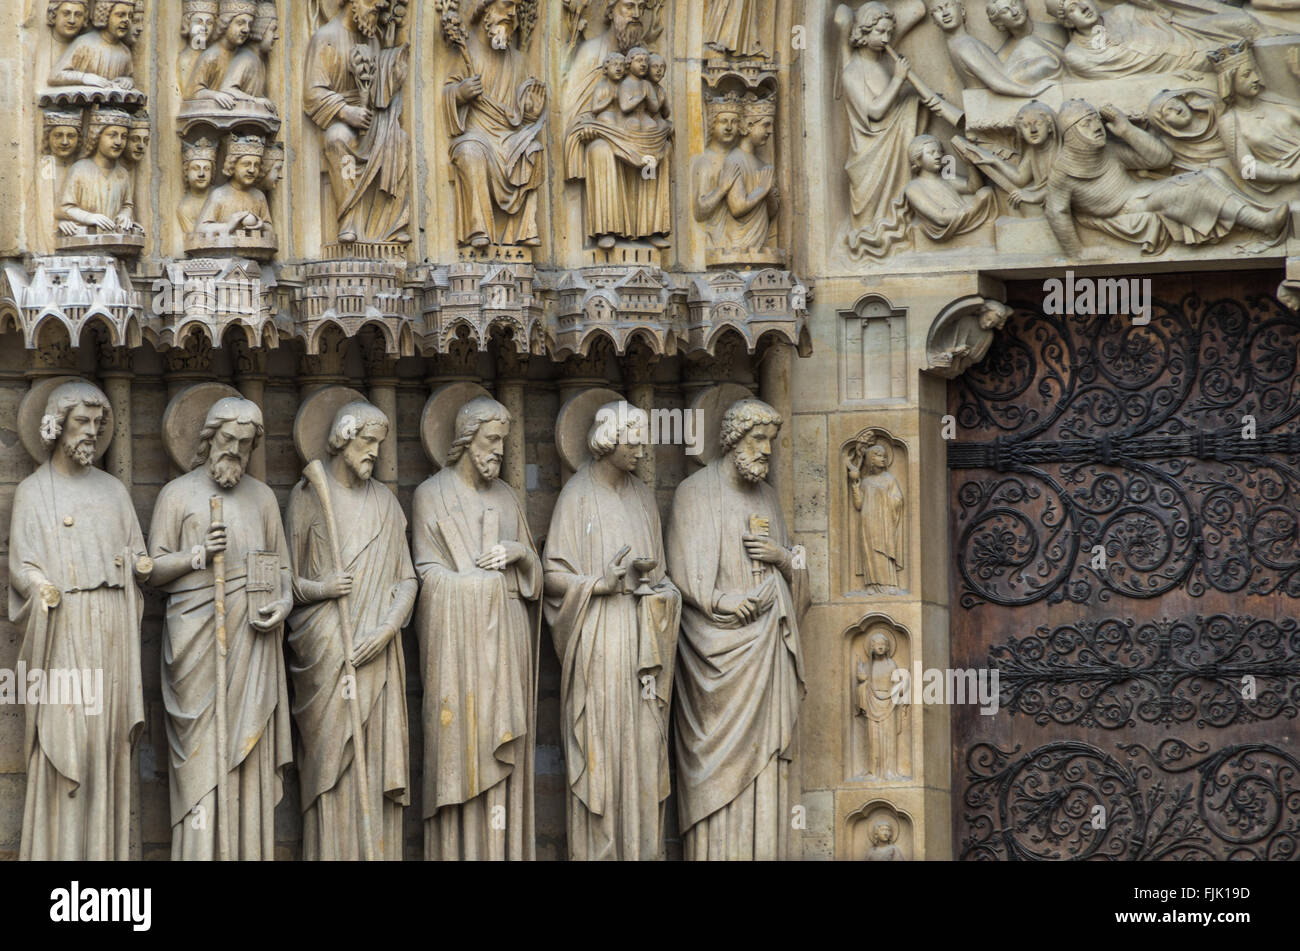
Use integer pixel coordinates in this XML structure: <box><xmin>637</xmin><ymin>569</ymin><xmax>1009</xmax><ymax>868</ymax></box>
<box><xmin>457</xmin><ymin>244</ymin><xmax>535</xmax><ymax>264</ymax></box>
<box><xmin>55</xmin><ymin>231</ymin><xmax>145</xmax><ymax>256</ymax></box>
<box><xmin>185</xmin><ymin>231</ymin><xmax>278</xmax><ymax>261</ymax></box>
<box><xmin>707</xmin><ymin>247</ymin><xmax>788</xmax><ymax>268</ymax></box>
<box><xmin>322</xmin><ymin>240</ymin><xmax>410</xmax><ymax>262</ymax></box>
<box><xmin>176</xmin><ymin>102</ymin><xmax>281</xmax><ymax>138</ymax></box>
<box><xmin>583</xmin><ymin>241</ymin><xmax>667</xmax><ymax>268</ymax></box>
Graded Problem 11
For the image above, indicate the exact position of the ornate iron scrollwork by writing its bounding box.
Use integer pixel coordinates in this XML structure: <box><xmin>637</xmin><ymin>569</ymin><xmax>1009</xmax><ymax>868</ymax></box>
<box><xmin>961</xmin><ymin>739</ymin><xmax>1300</xmax><ymax>861</ymax></box>
<box><xmin>950</xmin><ymin>295</ymin><xmax>1300</xmax><ymax>607</ymax></box>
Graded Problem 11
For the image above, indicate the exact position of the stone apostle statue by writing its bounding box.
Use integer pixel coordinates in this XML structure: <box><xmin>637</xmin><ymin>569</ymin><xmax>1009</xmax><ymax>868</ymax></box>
<box><xmin>9</xmin><ymin>380</ymin><xmax>148</xmax><ymax>860</ymax></box>
<box><xmin>148</xmin><ymin>396</ymin><xmax>293</xmax><ymax>860</ymax></box>
<box><xmin>287</xmin><ymin>400</ymin><xmax>416</xmax><ymax>860</ymax></box>
<box><xmin>303</xmin><ymin>0</ymin><xmax>412</xmax><ymax>246</ymax></box>
<box><xmin>413</xmin><ymin>396</ymin><xmax>541</xmax><ymax>860</ymax></box>
<box><xmin>667</xmin><ymin>398</ymin><xmax>808</xmax><ymax>860</ymax></box>
<box><xmin>442</xmin><ymin>0</ymin><xmax>548</xmax><ymax>249</ymax></box>
<box><xmin>544</xmin><ymin>401</ymin><xmax>681</xmax><ymax>860</ymax></box>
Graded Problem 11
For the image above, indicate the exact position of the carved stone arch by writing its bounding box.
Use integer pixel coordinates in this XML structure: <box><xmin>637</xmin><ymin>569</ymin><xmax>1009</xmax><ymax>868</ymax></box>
<box><xmin>356</xmin><ymin>317</ymin><xmax>398</xmax><ymax>356</ymax></box>
<box><xmin>306</xmin><ymin>316</ymin><xmax>350</xmax><ymax>355</ymax></box>
<box><xmin>838</xmin><ymin>293</ymin><xmax>907</xmax><ymax>403</ymax></box>
<box><xmin>78</xmin><ymin>310</ymin><xmax>123</xmax><ymax>349</ymax></box>
<box><xmin>175</xmin><ymin>318</ymin><xmax>218</xmax><ymax>351</ymax></box>
<box><xmin>842</xmin><ymin>613</ymin><xmax>914</xmax><ymax>783</ymax></box>
<box><xmin>28</xmin><ymin>311</ymin><xmax>73</xmax><ymax>351</ymax></box>
<box><xmin>0</xmin><ymin>302</ymin><xmax>20</xmax><ymax>336</ymax></box>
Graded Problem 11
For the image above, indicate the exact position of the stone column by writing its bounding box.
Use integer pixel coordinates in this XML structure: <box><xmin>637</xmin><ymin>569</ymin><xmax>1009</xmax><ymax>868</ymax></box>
<box><xmin>232</xmin><ymin>342</ymin><xmax>269</xmax><ymax>482</ymax></box>
<box><xmin>494</xmin><ymin>346</ymin><xmax>529</xmax><ymax>498</ymax></box>
<box><xmin>365</xmin><ymin>346</ymin><xmax>401</xmax><ymax>495</ymax></box>
<box><xmin>760</xmin><ymin>339</ymin><xmax>795</xmax><ymax>524</ymax></box>
<box><xmin>163</xmin><ymin>334</ymin><xmax>215</xmax><ymax>400</ymax></box>
<box><xmin>625</xmin><ymin>345</ymin><xmax>659</xmax><ymax>489</ymax></box>
<box><xmin>298</xmin><ymin>329</ymin><xmax>350</xmax><ymax>400</ymax></box>
<box><xmin>98</xmin><ymin>344</ymin><xmax>135</xmax><ymax>491</ymax></box>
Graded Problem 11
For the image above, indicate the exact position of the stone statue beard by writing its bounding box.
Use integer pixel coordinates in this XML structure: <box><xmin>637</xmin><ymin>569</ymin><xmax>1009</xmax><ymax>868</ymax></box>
<box><xmin>353</xmin><ymin>3</ymin><xmax>383</xmax><ymax>39</ymax></box>
<box><xmin>613</xmin><ymin>18</ymin><xmax>645</xmax><ymax>51</ymax></box>
<box><xmin>60</xmin><ymin>436</ymin><xmax>96</xmax><ymax>468</ymax></box>
<box><xmin>471</xmin><ymin>445</ymin><xmax>502</xmax><ymax>482</ymax></box>
<box><xmin>348</xmin><ymin>453</ymin><xmax>376</xmax><ymax>481</ymax></box>
<box><xmin>208</xmin><ymin>451</ymin><xmax>246</xmax><ymax>489</ymax></box>
<box><xmin>483</xmin><ymin>11</ymin><xmax>517</xmax><ymax>47</ymax></box>
<box><xmin>733</xmin><ymin>444</ymin><xmax>769</xmax><ymax>483</ymax></box>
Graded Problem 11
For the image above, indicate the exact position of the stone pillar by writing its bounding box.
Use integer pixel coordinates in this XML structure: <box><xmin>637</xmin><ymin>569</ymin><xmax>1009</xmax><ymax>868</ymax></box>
<box><xmin>625</xmin><ymin>346</ymin><xmax>659</xmax><ymax>489</ymax></box>
<box><xmin>760</xmin><ymin>339</ymin><xmax>795</xmax><ymax>524</ymax></box>
<box><xmin>232</xmin><ymin>341</ymin><xmax>269</xmax><ymax>482</ymax></box>
<box><xmin>98</xmin><ymin>345</ymin><xmax>134</xmax><ymax>491</ymax></box>
<box><xmin>365</xmin><ymin>348</ymin><xmax>401</xmax><ymax>495</ymax></box>
<box><xmin>494</xmin><ymin>346</ymin><xmax>529</xmax><ymax>498</ymax></box>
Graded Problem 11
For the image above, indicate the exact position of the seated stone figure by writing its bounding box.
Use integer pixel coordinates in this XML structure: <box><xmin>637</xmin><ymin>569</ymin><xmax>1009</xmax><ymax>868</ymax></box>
<box><xmin>1211</xmin><ymin>41</ymin><xmax>1300</xmax><ymax>193</ymax></box>
<box><xmin>928</xmin><ymin>0</ymin><xmax>1051</xmax><ymax>97</ymax></box>
<box><xmin>985</xmin><ymin>0</ymin><xmax>1066</xmax><ymax>84</ymax></box>
<box><xmin>903</xmin><ymin>134</ymin><xmax>997</xmax><ymax>242</ymax></box>
<box><xmin>1045</xmin><ymin>0</ymin><xmax>1261</xmax><ymax>80</ymax></box>
<box><xmin>49</xmin><ymin>0</ymin><xmax>136</xmax><ymax>89</ymax></box>
<box><xmin>1044</xmin><ymin>99</ymin><xmax>1287</xmax><ymax>256</ymax></box>
<box><xmin>954</xmin><ymin>100</ymin><xmax>1059</xmax><ymax>209</ymax></box>
<box><xmin>56</xmin><ymin>106</ymin><xmax>143</xmax><ymax>243</ymax></box>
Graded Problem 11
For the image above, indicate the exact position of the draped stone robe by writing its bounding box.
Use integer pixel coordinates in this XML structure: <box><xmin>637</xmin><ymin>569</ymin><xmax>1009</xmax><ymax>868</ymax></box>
<box><xmin>287</xmin><ymin>474</ymin><xmax>416</xmax><ymax>860</ymax></box>
<box><xmin>9</xmin><ymin>462</ymin><xmax>146</xmax><ymax>860</ymax></box>
<box><xmin>197</xmin><ymin>182</ymin><xmax>272</xmax><ymax>234</ymax></box>
<box><xmin>722</xmin><ymin>145</ymin><xmax>776</xmax><ymax>251</ymax></box>
<box><xmin>412</xmin><ymin>469</ymin><xmax>541</xmax><ymax>860</ymax></box>
<box><xmin>149</xmin><ymin>468</ymin><xmax>293</xmax><ymax>861</ymax></box>
<box><xmin>667</xmin><ymin>459</ymin><xmax>808</xmax><ymax>861</ymax></box>
<box><xmin>443</xmin><ymin>30</ymin><xmax>546</xmax><ymax>245</ymax></box>
<box><xmin>851</xmin><ymin>469</ymin><xmax>905</xmax><ymax>589</ymax></box>
<box><xmin>59</xmin><ymin>159</ymin><xmax>134</xmax><ymax>230</ymax></box>
<box><xmin>51</xmin><ymin>29</ymin><xmax>133</xmax><ymax>85</ymax></box>
<box><xmin>544</xmin><ymin>463</ymin><xmax>681</xmax><ymax>861</ymax></box>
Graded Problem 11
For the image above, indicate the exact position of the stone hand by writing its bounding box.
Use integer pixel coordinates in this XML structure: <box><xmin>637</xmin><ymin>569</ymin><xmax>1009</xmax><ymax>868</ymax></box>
<box><xmin>594</xmin><ymin>545</ymin><xmax>632</xmax><ymax>595</ymax></box>
<box><xmin>351</xmin><ymin>626</ymin><xmax>394</xmax><ymax>667</ymax></box>
<box><xmin>37</xmin><ymin>578</ymin><xmax>61</xmax><ymax>609</ymax></box>
<box><xmin>112</xmin><ymin>77</ymin><xmax>135</xmax><ymax>90</ymax></box>
<box><xmin>523</xmin><ymin>82</ymin><xmax>547</xmax><ymax>119</ymax></box>
<box><xmin>205</xmin><ymin>522</ymin><xmax>228</xmax><ymax>557</ymax></box>
<box><xmin>134</xmin><ymin>555</ymin><xmax>154</xmax><ymax>583</ymax></box>
<box><xmin>716</xmin><ymin>593</ymin><xmax>758</xmax><ymax>624</ymax></box>
<box><xmin>743</xmin><ymin>533</ymin><xmax>788</xmax><ymax>567</ymax></box>
<box><xmin>250</xmin><ymin>597</ymin><xmax>291</xmax><ymax>632</ymax></box>
<box><xmin>458</xmin><ymin>75</ymin><xmax>484</xmax><ymax>104</ymax></box>
<box><xmin>115</xmin><ymin>212</ymin><xmax>137</xmax><ymax>231</ymax></box>
<box><xmin>88</xmin><ymin>213</ymin><xmax>117</xmax><ymax>232</ymax></box>
<box><xmin>211</xmin><ymin>91</ymin><xmax>237</xmax><ymax>110</ymax></box>
<box><xmin>322</xmin><ymin>572</ymin><xmax>353</xmax><ymax>599</ymax></box>
<box><xmin>342</xmin><ymin>105</ymin><xmax>373</xmax><ymax>130</ymax></box>
<box><xmin>1099</xmin><ymin>105</ymin><xmax>1129</xmax><ymax>133</ymax></box>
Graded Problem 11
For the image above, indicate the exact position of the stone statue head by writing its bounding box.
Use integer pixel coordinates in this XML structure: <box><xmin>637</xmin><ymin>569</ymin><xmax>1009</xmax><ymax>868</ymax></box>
<box><xmin>41</xmin><ymin>380</ymin><xmax>109</xmax><ymax>467</ymax></box>
<box><xmin>868</xmin><ymin>631</ymin><xmax>891</xmax><ymax>657</ymax></box>
<box><xmin>345</xmin><ymin>0</ymin><xmax>389</xmax><ymax>40</ymax></box>
<box><xmin>258</xmin><ymin>141</ymin><xmax>285</xmax><ymax>190</ymax></box>
<box><xmin>183</xmin><ymin>0</ymin><xmax>219</xmax><ymax>49</ymax></box>
<box><xmin>130</xmin><ymin>0</ymin><xmax>144</xmax><ymax>45</ymax></box>
<box><xmin>469</xmin><ymin>0</ymin><xmax>521</xmax><ymax>48</ymax></box>
<box><xmin>1208</xmin><ymin>40</ymin><xmax>1262</xmax><ymax>105</ymax></box>
<box><xmin>604</xmin><ymin>0</ymin><xmax>648</xmax><ymax>52</ymax></box>
<box><xmin>720</xmin><ymin>398</ymin><xmax>782</xmax><ymax>484</ymax></box>
<box><xmin>448</xmin><ymin>396</ymin><xmax>511</xmax><ymax>482</ymax></box>
<box><xmin>216</xmin><ymin>0</ymin><xmax>256</xmax><ymax>47</ymax></box>
<box><xmin>649</xmin><ymin>52</ymin><xmax>666</xmax><ymax>83</ymax></box>
<box><xmin>1057</xmin><ymin>99</ymin><xmax>1105</xmax><ymax>151</ymax></box>
<box><xmin>602</xmin><ymin>51</ymin><xmax>627</xmax><ymax>81</ymax></box>
<box><xmin>871</xmin><ymin>820</ymin><xmax>896</xmax><ymax>845</ymax></box>
<box><xmin>92</xmin><ymin>0</ymin><xmax>135</xmax><ymax>38</ymax></box>
<box><xmin>978</xmin><ymin>300</ymin><xmax>1012</xmax><ymax>331</ymax></box>
<box><xmin>83</xmin><ymin>107</ymin><xmax>132</xmax><ymax>160</ymax></box>
<box><xmin>183</xmin><ymin>137</ymin><xmax>217</xmax><ymax>191</ymax></box>
<box><xmin>706</xmin><ymin>93</ymin><xmax>742</xmax><ymax>146</ymax></box>
<box><xmin>124</xmin><ymin>111</ymin><xmax>150</xmax><ymax>166</ymax></box>
<box><xmin>251</xmin><ymin>0</ymin><xmax>278</xmax><ymax>50</ymax></box>
<box><xmin>907</xmin><ymin>134</ymin><xmax>944</xmax><ymax>174</ymax></box>
<box><xmin>194</xmin><ymin>396</ymin><xmax>264</xmax><ymax>487</ymax></box>
<box><xmin>985</xmin><ymin>0</ymin><xmax>1028</xmax><ymax>35</ymax></box>
<box><xmin>626</xmin><ymin>46</ymin><xmax>650</xmax><ymax>78</ymax></box>
<box><xmin>1014</xmin><ymin>100</ymin><xmax>1058</xmax><ymax>150</ymax></box>
<box><xmin>742</xmin><ymin>95</ymin><xmax>776</xmax><ymax>146</ymax></box>
<box><xmin>927</xmin><ymin>0</ymin><xmax>966</xmax><ymax>32</ymax></box>
<box><xmin>43</xmin><ymin>110</ymin><xmax>83</xmax><ymax>160</ymax></box>
<box><xmin>1044</xmin><ymin>0</ymin><xmax>1098</xmax><ymax>31</ymax></box>
<box><xmin>47</xmin><ymin>0</ymin><xmax>89</xmax><ymax>40</ymax></box>
<box><xmin>850</xmin><ymin>2</ymin><xmax>894</xmax><ymax>51</ymax></box>
<box><xmin>224</xmin><ymin>134</ymin><xmax>265</xmax><ymax>186</ymax></box>
<box><xmin>589</xmin><ymin>400</ymin><xmax>648</xmax><ymax>473</ymax></box>
<box><xmin>328</xmin><ymin>400</ymin><xmax>389</xmax><ymax>482</ymax></box>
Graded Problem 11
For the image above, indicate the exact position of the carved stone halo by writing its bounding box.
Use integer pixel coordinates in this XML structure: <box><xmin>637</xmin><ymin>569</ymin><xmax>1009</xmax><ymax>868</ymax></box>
<box><xmin>688</xmin><ymin>382</ymin><xmax>754</xmax><ymax>467</ymax></box>
<box><xmin>420</xmin><ymin>381</ymin><xmax>491</xmax><ymax>469</ymax></box>
<box><xmin>555</xmin><ymin>386</ymin><xmax>623</xmax><ymax>473</ymax></box>
<box><xmin>160</xmin><ymin>381</ymin><xmax>243</xmax><ymax>472</ymax></box>
<box><xmin>293</xmin><ymin>385</ymin><xmax>367</xmax><ymax>465</ymax></box>
<box><xmin>18</xmin><ymin>375</ymin><xmax>115</xmax><ymax>463</ymax></box>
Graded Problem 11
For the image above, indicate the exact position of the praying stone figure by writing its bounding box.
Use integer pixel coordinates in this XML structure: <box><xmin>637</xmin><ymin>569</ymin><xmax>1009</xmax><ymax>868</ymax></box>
<box><xmin>1044</xmin><ymin>0</ymin><xmax>1259</xmax><ymax>80</ymax></box>
<box><xmin>544</xmin><ymin>401</ymin><xmax>681</xmax><ymax>861</ymax></box>
<box><xmin>904</xmin><ymin>134</ymin><xmax>995</xmax><ymax>243</ymax></box>
<box><xmin>148</xmin><ymin>397</ymin><xmax>293</xmax><ymax>860</ymax></box>
<box><xmin>414</xmin><ymin>397</ymin><xmax>541</xmax><ymax>861</ymax></box>
<box><xmin>442</xmin><ymin>0</ymin><xmax>548</xmax><ymax>249</ymax></box>
<box><xmin>1211</xmin><ymin>41</ymin><xmax>1300</xmax><ymax>192</ymax></box>
<box><xmin>56</xmin><ymin>107</ymin><xmax>144</xmax><ymax>246</ymax></box>
<box><xmin>864</xmin><ymin>819</ymin><xmax>906</xmax><ymax>860</ymax></box>
<box><xmin>287</xmin><ymin>400</ymin><xmax>416</xmax><ymax>861</ymax></box>
<box><xmin>716</xmin><ymin>94</ymin><xmax>780</xmax><ymax>260</ymax></box>
<box><xmin>1045</xmin><ymin>99</ymin><xmax>1288</xmax><ymax>257</ymax></box>
<box><xmin>48</xmin><ymin>0</ymin><xmax>90</xmax><ymax>42</ymax></box>
<box><xmin>667</xmin><ymin>398</ymin><xmax>808</xmax><ymax>861</ymax></box>
<box><xmin>563</xmin><ymin>0</ymin><xmax>673</xmax><ymax>249</ymax></box>
<box><xmin>693</xmin><ymin>93</ymin><xmax>743</xmax><ymax>248</ymax></box>
<box><xmin>304</xmin><ymin>0</ymin><xmax>412</xmax><ymax>247</ymax></box>
<box><xmin>984</xmin><ymin>0</ymin><xmax>1064</xmax><ymax>85</ymax></box>
<box><xmin>706</xmin><ymin>0</ymin><xmax>766</xmax><ymax>59</ymax></box>
<box><xmin>42</xmin><ymin>109</ymin><xmax>83</xmax><ymax>162</ymax></box>
<box><xmin>49</xmin><ymin>0</ymin><xmax>137</xmax><ymax>89</ymax></box>
<box><xmin>193</xmin><ymin>134</ymin><xmax>276</xmax><ymax>255</ymax></box>
<box><xmin>927</xmin><ymin>0</ymin><xmax>1050</xmax><ymax>97</ymax></box>
<box><xmin>855</xmin><ymin>632</ymin><xmax>907</xmax><ymax>779</ymax></box>
<box><xmin>846</xmin><ymin>436</ymin><xmax>905</xmax><ymax>592</ymax></box>
<box><xmin>179</xmin><ymin>137</ymin><xmax>217</xmax><ymax>233</ymax></box>
<box><xmin>9</xmin><ymin>380</ymin><xmax>148</xmax><ymax>860</ymax></box>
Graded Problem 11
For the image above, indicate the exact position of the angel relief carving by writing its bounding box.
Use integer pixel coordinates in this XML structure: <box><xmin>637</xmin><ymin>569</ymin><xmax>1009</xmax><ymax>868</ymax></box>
<box><xmin>832</xmin><ymin>0</ymin><xmax>1300</xmax><ymax>262</ymax></box>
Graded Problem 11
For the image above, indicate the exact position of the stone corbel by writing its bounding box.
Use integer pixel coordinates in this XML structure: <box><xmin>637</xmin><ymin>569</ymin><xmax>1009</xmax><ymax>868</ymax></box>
<box><xmin>924</xmin><ymin>293</ymin><xmax>1013</xmax><ymax>380</ymax></box>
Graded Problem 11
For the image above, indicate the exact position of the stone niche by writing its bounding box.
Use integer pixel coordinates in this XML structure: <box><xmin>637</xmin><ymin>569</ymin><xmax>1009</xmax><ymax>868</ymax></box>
<box><xmin>838</xmin><ymin>426</ymin><xmax>908</xmax><ymax>597</ymax></box>
<box><xmin>844</xmin><ymin>613</ymin><xmax>914</xmax><ymax>783</ymax></box>
<box><xmin>845</xmin><ymin>799</ymin><xmax>914</xmax><ymax>861</ymax></box>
